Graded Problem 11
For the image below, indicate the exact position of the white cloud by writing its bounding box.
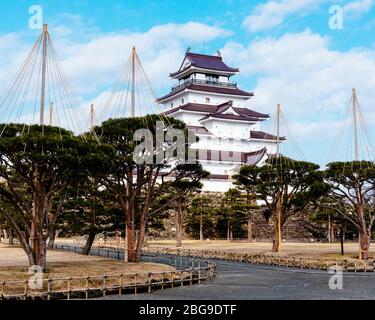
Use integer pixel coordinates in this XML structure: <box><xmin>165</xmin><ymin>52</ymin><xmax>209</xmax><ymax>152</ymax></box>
<box><xmin>344</xmin><ymin>0</ymin><xmax>373</xmax><ymax>15</ymax></box>
<box><xmin>242</xmin><ymin>0</ymin><xmax>323</xmax><ymax>32</ymax></box>
<box><xmin>0</xmin><ymin>21</ymin><xmax>231</xmax><ymax>131</ymax></box>
<box><xmin>52</xmin><ymin>22</ymin><xmax>231</xmax><ymax>95</ymax></box>
<box><xmin>221</xmin><ymin>30</ymin><xmax>375</xmax><ymax>144</ymax></box>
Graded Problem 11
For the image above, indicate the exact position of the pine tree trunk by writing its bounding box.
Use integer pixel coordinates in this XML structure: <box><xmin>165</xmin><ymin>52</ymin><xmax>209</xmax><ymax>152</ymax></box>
<box><xmin>272</xmin><ymin>194</ymin><xmax>282</xmax><ymax>253</ymax></box>
<box><xmin>227</xmin><ymin>221</ymin><xmax>230</xmax><ymax>241</ymax></box>
<box><xmin>47</xmin><ymin>224</ymin><xmax>56</xmax><ymax>249</ymax></box>
<box><xmin>359</xmin><ymin>229</ymin><xmax>370</xmax><ymax>260</ymax></box>
<box><xmin>327</xmin><ymin>215</ymin><xmax>332</xmax><ymax>243</ymax></box>
<box><xmin>272</xmin><ymin>223</ymin><xmax>281</xmax><ymax>253</ymax></box>
<box><xmin>8</xmin><ymin>229</ymin><xmax>13</xmax><ymax>245</ymax></box>
<box><xmin>127</xmin><ymin>223</ymin><xmax>137</xmax><ymax>262</ymax></box>
<box><xmin>248</xmin><ymin>211</ymin><xmax>253</xmax><ymax>243</ymax></box>
<box><xmin>82</xmin><ymin>231</ymin><xmax>96</xmax><ymax>255</ymax></box>
<box><xmin>199</xmin><ymin>211</ymin><xmax>204</xmax><ymax>241</ymax></box>
<box><xmin>135</xmin><ymin>220</ymin><xmax>147</xmax><ymax>262</ymax></box>
<box><xmin>176</xmin><ymin>206</ymin><xmax>183</xmax><ymax>248</ymax></box>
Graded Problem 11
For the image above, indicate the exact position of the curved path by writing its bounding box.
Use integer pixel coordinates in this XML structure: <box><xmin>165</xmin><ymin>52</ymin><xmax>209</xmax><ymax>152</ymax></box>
<box><xmin>101</xmin><ymin>258</ymin><xmax>375</xmax><ymax>300</ymax></box>
<box><xmin>54</xmin><ymin>245</ymin><xmax>375</xmax><ymax>300</ymax></box>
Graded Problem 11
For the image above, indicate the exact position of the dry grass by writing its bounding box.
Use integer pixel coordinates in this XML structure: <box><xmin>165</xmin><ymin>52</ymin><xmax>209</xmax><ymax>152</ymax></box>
<box><xmin>0</xmin><ymin>243</ymin><xmax>175</xmax><ymax>296</ymax></box>
<box><xmin>145</xmin><ymin>240</ymin><xmax>375</xmax><ymax>260</ymax></box>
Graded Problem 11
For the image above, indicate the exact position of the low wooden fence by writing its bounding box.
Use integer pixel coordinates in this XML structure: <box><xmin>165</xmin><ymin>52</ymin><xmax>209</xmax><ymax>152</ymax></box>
<box><xmin>144</xmin><ymin>247</ymin><xmax>375</xmax><ymax>273</ymax></box>
<box><xmin>0</xmin><ymin>246</ymin><xmax>216</xmax><ymax>300</ymax></box>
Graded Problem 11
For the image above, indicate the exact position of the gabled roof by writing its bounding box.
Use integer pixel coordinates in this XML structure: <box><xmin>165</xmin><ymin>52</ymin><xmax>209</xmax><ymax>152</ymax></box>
<box><xmin>171</xmin><ymin>52</ymin><xmax>239</xmax><ymax>78</ymax></box>
<box><xmin>199</xmin><ymin>101</ymin><xmax>269</xmax><ymax>123</ymax></box>
<box><xmin>157</xmin><ymin>83</ymin><xmax>254</xmax><ymax>102</ymax></box>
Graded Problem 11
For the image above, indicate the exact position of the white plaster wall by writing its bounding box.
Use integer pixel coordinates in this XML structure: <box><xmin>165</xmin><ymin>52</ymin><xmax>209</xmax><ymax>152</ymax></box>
<box><xmin>202</xmin><ymin>180</ymin><xmax>234</xmax><ymax>192</ymax></box>
<box><xmin>219</xmin><ymin>76</ymin><xmax>229</xmax><ymax>83</ymax></box>
<box><xmin>194</xmin><ymin>135</ymin><xmax>276</xmax><ymax>154</ymax></box>
<box><xmin>203</xmin><ymin>119</ymin><xmax>258</xmax><ymax>140</ymax></box>
<box><xmin>187</xmin><ymin>92</ymin><xmax>248</xmax><ymax>107</ymax></box>
<box><xmin>200</xmin><ymin>161</ymin><xmax>240</xmax><ymax>174</ymax></box>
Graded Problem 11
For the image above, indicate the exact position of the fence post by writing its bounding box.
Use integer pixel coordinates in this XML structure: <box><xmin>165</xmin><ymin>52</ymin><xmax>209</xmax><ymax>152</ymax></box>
<box><xmin>103</xmin><ymin>275</ymin><xmax>107</xmax><ymax>297</ymax></box>
<box><xmin>47</xmin><ymin>279</ymin><xmax>52</xmax><ymax>300</ymax></box>
<box><xmin>119</xmin><ymin>275</ymin><xmax>123</xmax><ymax>295</ymax></box>
<box><xmin>85</xmin><ymin>277</ymin><xmax>90</xmax><ymax>299</ymax></box>
<box><xmin>24</xmin><ymin>280</ymin><xmax>28</xmax><ymax>300</ymax></box>
<box><xmin>134</xmin><ymin>274</ymin><xmax>138</xmax><ymax>295</ymax></box>
<box><xmin>190</xmin><ymin>270</ymin><xmax>193</xmax><ymax>286</ymax></box>
<box><xmin>180</xmin><ymin>271</ymin><xmax>184</xmax><ymax>287</ymax></box>
<box><xmin>161</xmin><ymin>273</ymin><xmax>165</xmax><ymax>290</ymax></box>
<box><xmin>148</xmin><ymin>273</ymin><xmax>152</xmax><ymax>293</ymax></box>
<box><xmin>67</xmin><ymin>277</ymin><xmax>72</xmax><ymax>300</ymax></box>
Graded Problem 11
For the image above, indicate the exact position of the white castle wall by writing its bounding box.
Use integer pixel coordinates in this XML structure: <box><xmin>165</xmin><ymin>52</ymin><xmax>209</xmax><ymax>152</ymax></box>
<box><xmin>160</xmin><ymin>78</ymin><xmax>278</xmax><ymax>192</ymax></box>
<box><xmin>164</xmin><ymin>92</ymin><xmax>249</xmax><ymax>110</ymax></box>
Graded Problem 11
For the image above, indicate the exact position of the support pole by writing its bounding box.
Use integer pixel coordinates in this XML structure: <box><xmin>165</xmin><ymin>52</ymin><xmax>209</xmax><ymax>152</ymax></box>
<box><xmin>352</xmin><ymin>88</ymin><xmax>359</xmax><ymax>161</ymax></box>
<box><xmin>48</xmin><ymin>102</ymin><xmax>53</xmax><ymax>126</ymax></box>
<box><xmin>89</xmin><ymin>104</ymin><xmax>95</xmax><ymax>130</ymax></box>
<box><xmin>276</xmin><ymin>104</ymin><xmax>281</xmax><ymax>158</ymax></box>
<box><xmin>131</xmin><ymin>46</ymin><xmax>136</xmax><ymax>118</ymax></box>
<box><xmin>40</xmin><ymin>24</ymin><xmax>48</xmax><ymax>126</ymax></box>
<box><xmin>275</xmin><ymin>104</ymin><xmax>282</xmax><ymax>252</ymax></box>
<box><xmin>124</xmin><ymin>46</ymin><xmax>137</xmax><ymax>263</ymax></box>
<box><xmin>200</xmin><ymin>193</ymin><xmax>204</xmax><ymax>242</ymax></box>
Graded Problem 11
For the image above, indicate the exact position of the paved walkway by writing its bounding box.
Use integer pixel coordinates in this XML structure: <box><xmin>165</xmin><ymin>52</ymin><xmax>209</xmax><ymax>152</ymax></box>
<box><xmin>102</xmin><ymin>259</ymin><xmax>375</xmax><ymax>300</ymax></box>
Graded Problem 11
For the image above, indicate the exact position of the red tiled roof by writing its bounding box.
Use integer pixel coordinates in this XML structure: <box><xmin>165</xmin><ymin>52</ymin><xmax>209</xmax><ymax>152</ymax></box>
<box><xmin>157</xmin><ymin>83</ymin><xmax>254</xmax><ymax>102</ymax></box>
<box><xmin>171</xmin><ymin>52</ymin><xmax>239</xmax><ymax>77</ymax></box>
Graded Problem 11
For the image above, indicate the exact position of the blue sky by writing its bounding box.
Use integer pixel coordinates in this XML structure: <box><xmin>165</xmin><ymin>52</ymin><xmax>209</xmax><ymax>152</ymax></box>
<box><xmin>0</xmin><ymin>0</ymin><xmax>374</xmax><ymax>166</ymax></box>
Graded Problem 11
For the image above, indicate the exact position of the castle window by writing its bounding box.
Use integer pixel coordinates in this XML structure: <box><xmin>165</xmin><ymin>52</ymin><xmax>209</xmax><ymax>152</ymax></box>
<box><xmin>206</xmin><ymin>98</ymin><xmax>210</xmax><ymax>104</ymax></box>
<box><xmin>171</xmin><ymin>103</ymin><xmax>173</xmax><ymax>108</ymax></box>
<box><xmin>181</xmin><ymin>98</ymin><xmax>185</xmax><ymax>104</ymax></box>
<box><xmin>206</xmin><ymin>74</ymin><xmax>219</xmax><ymax>83</ymax></box>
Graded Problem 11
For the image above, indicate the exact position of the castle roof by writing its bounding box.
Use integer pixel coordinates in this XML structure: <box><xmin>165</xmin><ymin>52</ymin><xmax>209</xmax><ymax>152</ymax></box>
<box><xmin>171</xmin><ymin>52</ymin><xmax>239</xmax><ymax>78</ymax></box>
<box><xmin>164</xmin><ymin>101</ymin><xmax>268</xmax><ymax>120</ymax></box>
<box><xmin>157</xmin><ymin>82</ymin><xmax>254</xmax><ymax>103</ymax></box>
<box><xmin>250</xmin><ymin>131</ymin><xmax>286</xmax><ymax>141</ymax></box>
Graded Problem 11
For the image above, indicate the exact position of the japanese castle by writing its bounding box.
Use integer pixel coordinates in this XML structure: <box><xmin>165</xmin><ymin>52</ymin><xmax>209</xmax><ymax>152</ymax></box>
<box><xmin>158</xmin><ymin>50</ymin><xmax>284</xmax><ymax>192</ymax></box>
